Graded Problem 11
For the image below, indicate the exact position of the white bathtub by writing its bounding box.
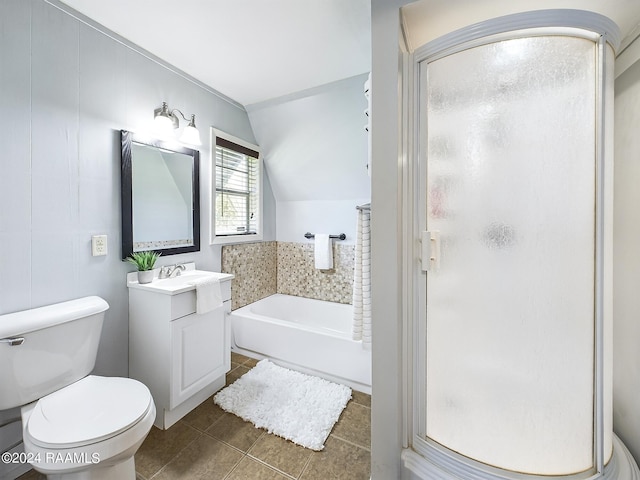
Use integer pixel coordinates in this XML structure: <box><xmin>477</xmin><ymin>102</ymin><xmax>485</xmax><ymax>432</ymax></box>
<box><xmin>229</xmin><ymin>294</ymin><xmax>372</xmax><ymax>393</ymax></box>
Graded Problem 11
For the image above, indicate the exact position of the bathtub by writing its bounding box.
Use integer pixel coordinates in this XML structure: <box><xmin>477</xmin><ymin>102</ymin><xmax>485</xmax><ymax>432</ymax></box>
<box><xmin>229</xmin><ymin>294</ymin><xmax>372</xmax><ymax>393</ymax></box>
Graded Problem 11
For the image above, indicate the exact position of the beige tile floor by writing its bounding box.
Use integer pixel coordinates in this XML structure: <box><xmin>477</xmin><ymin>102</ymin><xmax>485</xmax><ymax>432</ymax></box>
<box><xmin>18</xmin><ymin>353</ymin><xmax>371</xmax><ymax>480</ymax></box>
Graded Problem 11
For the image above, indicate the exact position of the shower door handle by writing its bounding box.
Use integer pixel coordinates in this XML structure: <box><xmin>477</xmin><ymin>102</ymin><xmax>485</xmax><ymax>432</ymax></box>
<box><xmin>421</xmin><ymin>230</ymin><xmax>440</xmax><ymax>272</ymax></box>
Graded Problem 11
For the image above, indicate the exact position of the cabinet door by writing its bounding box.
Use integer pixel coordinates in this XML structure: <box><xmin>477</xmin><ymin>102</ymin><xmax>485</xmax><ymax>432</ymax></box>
<box><xmin>170</xmin><ymin>307</ymin><xmax>229</xmax><ymax>409</ymax></box>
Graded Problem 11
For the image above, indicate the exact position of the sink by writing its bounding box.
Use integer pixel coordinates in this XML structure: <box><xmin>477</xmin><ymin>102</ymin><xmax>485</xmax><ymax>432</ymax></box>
<box><xmin>156</xmin><ymin>271</ymin><xmax>215</xmax><ymax>286</ymax></box>
<box><xmin>127</xmin><ymin>266</ymin><xmax>234</xmax><ymax>295</ymax></box>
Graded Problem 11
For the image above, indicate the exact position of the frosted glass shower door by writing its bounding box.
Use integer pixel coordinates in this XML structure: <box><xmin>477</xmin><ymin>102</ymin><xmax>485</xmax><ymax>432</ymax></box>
<box><xmin>423</xmin><ymin>36</ymin><xmax>597</xmax><ymax>475</ymax></box>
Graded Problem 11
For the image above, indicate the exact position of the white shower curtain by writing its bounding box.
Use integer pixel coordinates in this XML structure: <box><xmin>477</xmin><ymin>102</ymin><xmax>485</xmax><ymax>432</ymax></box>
<box><xmin>352</xmin><ymin>207</ymin><xmax>371</xmax><ymax>350</ymax></box>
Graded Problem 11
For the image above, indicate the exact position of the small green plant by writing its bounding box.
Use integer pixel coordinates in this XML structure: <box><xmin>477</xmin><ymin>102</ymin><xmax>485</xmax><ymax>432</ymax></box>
<box><xmin>126</xmin><ymin>251</ymin><xmax>161</xmax><ymax>271</ymax></box>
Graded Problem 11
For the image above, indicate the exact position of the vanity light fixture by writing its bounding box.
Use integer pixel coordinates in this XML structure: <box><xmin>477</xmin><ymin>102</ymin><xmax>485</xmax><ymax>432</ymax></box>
<box><xmin>153</xmin><ymin>102</ymin><xmax>202</xmax><ymax>146</ymax></box>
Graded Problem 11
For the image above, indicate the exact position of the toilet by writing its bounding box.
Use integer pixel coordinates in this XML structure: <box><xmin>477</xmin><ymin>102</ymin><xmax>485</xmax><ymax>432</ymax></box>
<box><xmin>0</xmin><ymin>296</ymin><xmax>155</xmax><ymax>479</ymax></box>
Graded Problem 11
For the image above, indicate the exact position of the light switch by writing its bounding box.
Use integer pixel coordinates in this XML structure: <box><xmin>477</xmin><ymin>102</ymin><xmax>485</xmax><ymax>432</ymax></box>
<box><xmin>91</xmin><ymin>235</ymin><xmax>108</xmax><ymax>256</ymax></box>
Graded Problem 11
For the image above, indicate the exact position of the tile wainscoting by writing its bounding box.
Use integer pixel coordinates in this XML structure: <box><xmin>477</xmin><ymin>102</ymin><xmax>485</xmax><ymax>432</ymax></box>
<box><xmin>221</xmin><ymin>241</ymin><xmax>277</xmax><ymax>311</ymax></box>
<box><xmin>276</xmin><ymin>242</ymin><xmax>354</xmax><ymax>305</ymax></box>
<box><xmin>222</xmin><ymin>241</ymin><xmax>355</xmax><ymax>310</ymax></box>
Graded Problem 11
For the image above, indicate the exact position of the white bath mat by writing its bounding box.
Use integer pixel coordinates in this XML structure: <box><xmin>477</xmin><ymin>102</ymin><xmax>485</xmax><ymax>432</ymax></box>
<box><xmin>213</xmin><ymin>359</ymin><xmax>352</xmax><ymax>450</ymax></box>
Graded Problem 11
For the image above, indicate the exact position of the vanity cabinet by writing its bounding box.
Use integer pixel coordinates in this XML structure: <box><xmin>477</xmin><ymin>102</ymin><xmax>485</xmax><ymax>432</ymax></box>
<box><xmin>127</xmin><ymin>266</ymin><xmax>233</xmax><ymax>429</ymax></box>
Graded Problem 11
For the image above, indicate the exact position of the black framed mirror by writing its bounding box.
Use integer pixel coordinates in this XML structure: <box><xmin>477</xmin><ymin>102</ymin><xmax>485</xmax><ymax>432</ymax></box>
<box><xmin>121</xmin><ymin>130</ymin><xmax>200</xmax><ymax>259</ymax></box>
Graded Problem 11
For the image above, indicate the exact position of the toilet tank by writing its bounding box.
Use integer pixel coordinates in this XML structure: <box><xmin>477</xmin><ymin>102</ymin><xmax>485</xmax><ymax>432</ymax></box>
<box><xmin>0</xmin><ymin>296</ymin><xmax>109</xmax><ymax>410</ymax></box>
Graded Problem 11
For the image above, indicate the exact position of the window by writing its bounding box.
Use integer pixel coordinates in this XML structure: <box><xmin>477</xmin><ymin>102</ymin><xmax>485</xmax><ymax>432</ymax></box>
<box><xmin>211</xmin><ymin>129</ymin><xmax>262</xmax><ymax>244</ymax></box>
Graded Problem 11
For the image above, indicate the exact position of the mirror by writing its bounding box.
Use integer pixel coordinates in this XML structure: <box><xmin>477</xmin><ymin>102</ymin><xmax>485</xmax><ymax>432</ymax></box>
<box><xmin>121</xmin><ymin>130</ymin><xmax>200</xmax><ymax>259</ymax></box>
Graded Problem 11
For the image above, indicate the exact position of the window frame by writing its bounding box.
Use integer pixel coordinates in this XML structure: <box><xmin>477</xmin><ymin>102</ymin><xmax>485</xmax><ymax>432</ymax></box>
<box><xmin>210</xmin><ymin>128</ymin><xmax>263</xmax><ymax>245</ymax></box>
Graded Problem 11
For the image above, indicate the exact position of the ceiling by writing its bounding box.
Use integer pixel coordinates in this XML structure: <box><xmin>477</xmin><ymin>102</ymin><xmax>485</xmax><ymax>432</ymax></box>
<box><xmin>58</xmin><ymin>0</ymin><xmax>371</xmax><ymax>107</ymax></box>
<box><xmin>57</xmin><ymin>1</ymin><xmax>640</xmax><ymax>108</ymax></box>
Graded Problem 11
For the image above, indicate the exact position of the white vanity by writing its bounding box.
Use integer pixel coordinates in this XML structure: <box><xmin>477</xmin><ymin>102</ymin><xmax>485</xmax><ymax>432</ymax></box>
<box><xmin>127</xmin><ymin>262</ymin><xmax>234</xmax><ymax>429</ymax></box>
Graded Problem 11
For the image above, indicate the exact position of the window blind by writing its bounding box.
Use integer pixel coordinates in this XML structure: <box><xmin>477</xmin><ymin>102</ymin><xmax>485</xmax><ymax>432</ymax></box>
<box><xmin>215</xmin><ymin>139</ymin><xmax>259</xmax><ymax>236</ymax></box>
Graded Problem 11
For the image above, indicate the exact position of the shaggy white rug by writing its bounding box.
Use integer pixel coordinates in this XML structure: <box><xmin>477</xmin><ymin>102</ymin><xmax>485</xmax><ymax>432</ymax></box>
<box><xmin>213</xmin><ymin>359</ymin><xmax>352</xmax><ymax>450</ymax></box>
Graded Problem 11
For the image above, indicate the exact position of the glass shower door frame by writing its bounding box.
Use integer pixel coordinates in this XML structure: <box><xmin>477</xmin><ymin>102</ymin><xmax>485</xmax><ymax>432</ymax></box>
<box><xmin>405</xmin><ymin>12</ymin><xmax>617</xmax><ymax>480</ymax></box>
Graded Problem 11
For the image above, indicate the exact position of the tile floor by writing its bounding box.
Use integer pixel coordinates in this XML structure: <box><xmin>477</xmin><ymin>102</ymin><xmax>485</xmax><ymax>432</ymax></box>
<box><xmin>17</xmin><ymin>353</ymin><xmax>371</xmax><ymax>480</ymax></box>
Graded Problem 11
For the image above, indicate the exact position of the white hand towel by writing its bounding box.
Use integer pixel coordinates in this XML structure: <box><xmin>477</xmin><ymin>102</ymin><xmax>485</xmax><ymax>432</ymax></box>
<box><xmin>314</xmin><ymin>234</ymin><xmax>333</xmax><ymax>270</ymax></box>
<box><xmin>190</xmin><ymin>277</ymin><xmax>223</xmax><ymax>314</ymax></box>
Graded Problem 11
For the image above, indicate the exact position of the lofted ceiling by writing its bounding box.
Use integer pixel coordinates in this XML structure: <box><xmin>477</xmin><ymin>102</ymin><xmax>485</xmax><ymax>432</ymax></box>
<box><xmin>56</xmin><ymin>1</ymin><xmax>640</xmax><ymax>109</ymax></box>
<box><xmin>52</xmin><ymin>0</ymin><xmax>640</xmax><ymax>209</ymax></box>
<box><xmin>57</xmin><ymin>0</ymin><xmax>371</xmax><ymax>107</ymax></box>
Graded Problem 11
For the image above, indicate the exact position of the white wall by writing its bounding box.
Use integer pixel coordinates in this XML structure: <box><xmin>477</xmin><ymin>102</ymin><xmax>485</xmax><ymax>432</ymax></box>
<box><xmin>247</xmin><ymin>74</ymin><xmax>371</xmax><ymax>243</ymax></box>
<box><xmin>370</xmin><ymin>1</ymin><xmax>406</xmax><ymax>478</ymax></box>
<box><xmin>276</xmin><ymin>200</ymin><xmax>369</xmax><ymax>244</ymax></box>
<box><xmin>613</xmin><ymin>50</ymin><xmax>640</xmax><ymax>465</ymax></box>
<box><xmin>262</xmin><ymin>168</ymin><xmax>278</xmax><ymax>242</ymax></box>
<box><xmin>0</xmin><ymin>0</ymin><xmax>267</xmax><ymax>379</ymax></box>
<box><xmin>0</xmin><ymin>2</ymin><xmax>270</xmax><ymax>474</ymax></box>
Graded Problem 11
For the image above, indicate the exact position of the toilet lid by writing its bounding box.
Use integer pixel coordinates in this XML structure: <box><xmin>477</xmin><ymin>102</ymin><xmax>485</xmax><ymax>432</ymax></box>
<box><xmin>26</xmin><ymin>375</ymin><xmax>152</xmax><ymax>449</ymax></box>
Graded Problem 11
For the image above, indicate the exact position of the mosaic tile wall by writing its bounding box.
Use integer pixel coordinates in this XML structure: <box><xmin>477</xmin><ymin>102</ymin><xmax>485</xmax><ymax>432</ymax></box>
<box><xmin>276</xmin><ymin>242</ymin><xmax>354</xmax><ymax>304</ymax></box>
<box><xmin>221</xmin><ymin>241</ymin><xmax>277</xmax><ymax>310</ymax></box>
<box><xmin>221</xmin><ymin>241</ymin><xmax>355</xmax><ymax>309</ymax></box>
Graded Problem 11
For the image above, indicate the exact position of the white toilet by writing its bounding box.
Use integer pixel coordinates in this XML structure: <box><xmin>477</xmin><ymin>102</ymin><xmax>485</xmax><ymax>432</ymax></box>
<box><xmin>0</xmin><ymin>296</ymin><xmax>155</xmax><ymax>479</ymax></box>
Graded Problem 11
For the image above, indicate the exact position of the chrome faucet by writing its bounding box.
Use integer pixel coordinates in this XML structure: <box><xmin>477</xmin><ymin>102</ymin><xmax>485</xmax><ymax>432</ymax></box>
<box><xmin>159</xmin><ymin>264</ymin><xmax>186</xmax><ymax>279</ymax></box>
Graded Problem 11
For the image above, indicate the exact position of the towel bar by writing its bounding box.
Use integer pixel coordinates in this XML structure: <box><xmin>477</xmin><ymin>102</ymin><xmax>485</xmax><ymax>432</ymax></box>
<box><xmin>304</xmin><ymin>232</ymin><xmax>346</xmax><ymax>241</ymax></box>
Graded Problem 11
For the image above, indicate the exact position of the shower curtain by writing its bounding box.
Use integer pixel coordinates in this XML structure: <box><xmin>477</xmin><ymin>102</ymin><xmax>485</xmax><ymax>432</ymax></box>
<box><xmin>352</xmin><ymin>207</ymin><xmax>371</xmax><ymax>350</ymax></box>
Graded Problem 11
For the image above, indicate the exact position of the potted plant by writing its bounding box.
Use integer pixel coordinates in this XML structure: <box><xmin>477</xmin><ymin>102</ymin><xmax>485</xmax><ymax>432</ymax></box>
<box><xmin>126</xmin><ymin>251</ymin><xmax>161</xmax><ymax>284</ymax></box>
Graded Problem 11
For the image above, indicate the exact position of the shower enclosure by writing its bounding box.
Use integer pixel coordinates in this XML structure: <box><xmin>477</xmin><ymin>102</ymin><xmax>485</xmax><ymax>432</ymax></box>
<box><xmin>404</xmin><ymin>10</ymin><xmax>640</xmax><ymax>480</ymax></box>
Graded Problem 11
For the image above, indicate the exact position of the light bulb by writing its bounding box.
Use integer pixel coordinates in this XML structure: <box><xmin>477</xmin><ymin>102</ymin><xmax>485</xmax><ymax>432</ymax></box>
<box><xmin>154</xmin><ymin>114</ymin><xmax>175</xmax><ymax>138</ymax></box>
<box><xmin>180</xmin><ymin>115</ymin><xmax>201</xmax><ymax>146</ymax></box>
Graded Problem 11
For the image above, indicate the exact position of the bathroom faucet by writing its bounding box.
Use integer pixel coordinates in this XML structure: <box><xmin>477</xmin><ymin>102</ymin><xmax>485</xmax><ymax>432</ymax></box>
<box><xmin>159</xmin><ymin>264</ymin><xmax>186</xmax><ymax>278</ymax></box>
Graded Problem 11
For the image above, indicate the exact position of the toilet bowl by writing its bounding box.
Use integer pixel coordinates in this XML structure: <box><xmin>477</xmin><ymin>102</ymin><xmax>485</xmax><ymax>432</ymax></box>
<box><xmin>0</xmin><ymin>296</ymin><xmax>155</xmax><ymax>479</ymax></box>
<box><xmin>21</xmin><ymin>376</ymin><xmax>155</xmax><ymax>479</ymax></box>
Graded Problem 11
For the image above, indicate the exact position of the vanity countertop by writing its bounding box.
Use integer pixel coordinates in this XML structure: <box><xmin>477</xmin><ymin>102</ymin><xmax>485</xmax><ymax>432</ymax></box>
<box><xmin>127</xmin><ymin>263</ymin><xmax>234</xmax><ymax>296</ymax></box>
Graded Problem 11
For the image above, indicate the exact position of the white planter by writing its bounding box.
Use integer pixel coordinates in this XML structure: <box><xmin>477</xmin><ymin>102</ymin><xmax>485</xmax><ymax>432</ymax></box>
<box><xmin>137</xmin><ymin>270</ymin><xmax>154</xmax><ymax>284</ymax></box>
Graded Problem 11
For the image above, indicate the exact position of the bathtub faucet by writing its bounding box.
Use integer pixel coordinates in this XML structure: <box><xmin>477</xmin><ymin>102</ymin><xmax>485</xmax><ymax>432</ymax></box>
<box><xmin>159</xmin><ymin>264</ymin><xmax>186</xmax><ymax>278</ymax></box>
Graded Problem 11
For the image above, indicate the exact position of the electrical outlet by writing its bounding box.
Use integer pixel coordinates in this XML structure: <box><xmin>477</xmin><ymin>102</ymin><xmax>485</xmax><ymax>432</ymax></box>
<box><xmin>91</xmin><ymin>235</ymin><xmax>108</xmax><ymax>256</ymax></box>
